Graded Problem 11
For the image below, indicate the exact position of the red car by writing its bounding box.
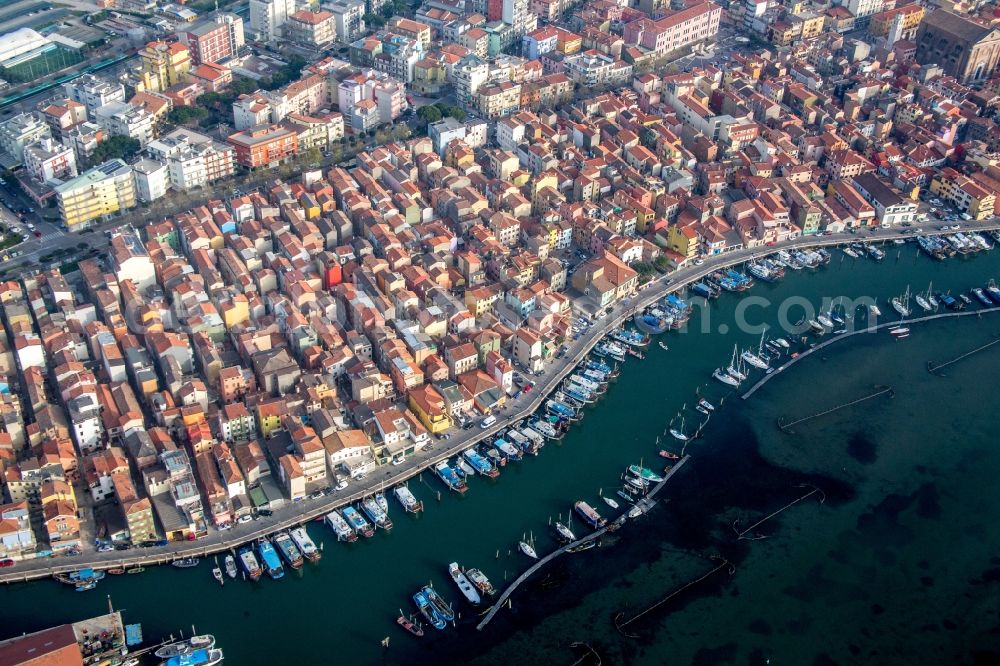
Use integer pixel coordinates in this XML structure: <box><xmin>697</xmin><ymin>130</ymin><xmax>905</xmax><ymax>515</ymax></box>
<box><xmin>0</xmin><ymin>559</ymin><xmax>15</xmax><ymax>568</ymax></box>
<box><xmin>33</xmin><ymin>231</ymin><xmax>41</xmax><ymax>238</ymax></box>
<box><xmin>766</xmin><ymin>241</ymin><xmax>776</xmax><ymax>246</ymax></box>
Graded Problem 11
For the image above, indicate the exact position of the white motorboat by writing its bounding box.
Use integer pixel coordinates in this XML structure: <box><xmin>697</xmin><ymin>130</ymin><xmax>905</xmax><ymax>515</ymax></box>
<box><xmin>224</xmin><ymin>555</ymin><xmax>237</xmax><ymax>579</ymax></box>
<box><xmin>448</xmin><ymin>562</ymin><xmax>481</xmax><ymax>606</ymax></box>
<box><xmin>602</xmin><ymin>496</ymin><xmax>620</xmax><ymax>510</ymax></box>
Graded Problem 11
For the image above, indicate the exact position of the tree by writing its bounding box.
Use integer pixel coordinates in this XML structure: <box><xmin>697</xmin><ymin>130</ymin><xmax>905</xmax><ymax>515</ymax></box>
<box><xmin>364</xmin><ymin>12</ymin><xmax>386</xmax><ymax>27</ymax></box>
<box><xmin>167</xmin><ymin>106</ymin><xmax>208</xmax><ymax>125</ymax></box>
<box><xmin>88</xmin><ymin>136</ymin><xmax>141</xmax><ymax>166</ymax></box>
<box><xmin>417</xmin><ymin>105</ymin><xmax>442</xmax><ymax>124</ymax></box>
<box><xmin>654</xmin><ymin>256</ymin><xmax>670</xmax><ymax>272</ymax></box>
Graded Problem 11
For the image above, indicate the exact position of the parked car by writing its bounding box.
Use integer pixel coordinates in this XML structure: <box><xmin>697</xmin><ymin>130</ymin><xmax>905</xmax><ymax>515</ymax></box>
<box><xmin>0</xmin><ymin>559</ymin><xmax>15</xmax><ymax>568</ymax></box>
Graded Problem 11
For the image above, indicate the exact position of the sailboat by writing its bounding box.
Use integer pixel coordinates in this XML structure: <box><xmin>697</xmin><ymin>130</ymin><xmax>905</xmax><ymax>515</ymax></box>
<box><xmin>869</xmin><ymin>298</ymin><xmax>882</xmax><ymax>317</ymax></box>
<box><xmin>669</xmin><ymin>415</ymin><xmax>689</xmax><ymax>441</ymax></box>
<box><xmin>713</xmin><ymin>367</ymin><xmax>740</xmax><ymax>387</ymax></box>
<box><xmin>727</xmin><ymin>345</ymin><xmax>747</xmax><ymax>380</ymax></box>
<box><xmin>926</xmin><ymin>282</ymin><xmax>939</xmax><ymax>309</ymax></box>
<box><xmin>915</xmin><ymin>284</ymin><xmax>932</xmax><ymax>311</ymax></box>
<box><xmin>891</xmin><ymin>286</ymin><xmax>911</xmax><ymax>317</ymax></box>
<box><xmin>741</xmin><ymin>333</ymin><xmax>769</xmax><ymax>369</ymax></box>
<box><xmin>519</xmin><ymin>534</ymin><xmax>538</xmax><ymax>559</ymax></box>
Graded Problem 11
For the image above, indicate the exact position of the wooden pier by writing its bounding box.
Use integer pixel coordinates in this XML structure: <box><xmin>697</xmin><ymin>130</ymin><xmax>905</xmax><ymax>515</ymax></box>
<box><xmin>741</xmin><ymin>307</ymin><xmax>1000</xmax><ymax>400</ymax></box>
<box><xmin>476</xmin><ymin>456</ymin><xmax>690</xmax><ymax>631</ymax></box>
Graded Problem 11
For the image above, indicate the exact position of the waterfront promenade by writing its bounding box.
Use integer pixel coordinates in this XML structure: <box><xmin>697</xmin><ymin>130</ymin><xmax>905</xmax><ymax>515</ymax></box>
<box><xmin>1</xmin><ymin>223</ymin><xmax>998</xmax><ymax>584</ymax></box>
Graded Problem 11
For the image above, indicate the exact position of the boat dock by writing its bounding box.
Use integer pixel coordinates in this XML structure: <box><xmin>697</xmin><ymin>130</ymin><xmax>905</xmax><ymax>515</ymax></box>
<box><xmin>741</xmin><ymin>307</ymin><xmax>1000</xmax><ymax>400</ymax></box>
<box><xmin>476</xmin><ymin>456</ymin><xmax>690</xmax><ymax>631</ymax></box>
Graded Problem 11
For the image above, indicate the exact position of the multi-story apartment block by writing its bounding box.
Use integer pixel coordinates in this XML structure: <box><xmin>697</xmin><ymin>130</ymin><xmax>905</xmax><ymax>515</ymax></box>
<box><xmin>286</xmin><ymin>9</ymin><xmax>337</xmax><ymax>48</ymax></box>
<box><xmin>54</xmin><ymin>159</ymin><xmax>136</xmax><ymax>230</ymax></box>
<box><xmin>930</xmin><ymin>167</ymin><xmax>996</xmax><ymax>221</ymax></box>
<box><xmin>563</xmin><ymin>51</ymin><xmax>632</xmax><ymax>88</ymax></box>
<box><xmin>63</xmin><ymin>74</ymin><xmax>126</xmax><ymax>115</ymax></box>
<box><xmin>0</xmin><ymin>113</ymin><xmax>51</xmax><ymax>164</ymax></box>
<box><xmin>178</xmin><ymin>13</ymin><xmax>245</xmax><ymax>65</ymax></box>
<box><xmin>139</xmin><ymin>40</ymin><xmax>192</xmax><ymax>92</ymax></box>
<box><xmin>226</xmin><ymin>124</ymin><xmax>299</xmax><ymax>169</ymax></box>
<box><xmin>325</xmin><ymin>0</ymin><xmax>366</xmax><ymax>43</ymax></box>
<box><xmin>22</xmin><ymin>137</ymin><xmax>77</xmax><ymax>185</ymax></box>
<box><xmin>147</xmin><ymin>128</ymin><xmax>236</xmax><ymax>191</ymax></box>
<box><xmin>453</xmin><ymin>54</ymin><xmax>489</xmax><ymax>110</ymax></box>
<box><xmin>622</xmin><ymin>1</ymin><xmax>721</xmax><ymax>56</ymax></box>
<box><xmin>94</xmin><ymin>102</ymin><xmax>157</xmax><ymax>148</ymax></box>
<box><xmin>250</xmin><ymin>0</ymin><xmax>295</xmax><ymax>42</ymax></box>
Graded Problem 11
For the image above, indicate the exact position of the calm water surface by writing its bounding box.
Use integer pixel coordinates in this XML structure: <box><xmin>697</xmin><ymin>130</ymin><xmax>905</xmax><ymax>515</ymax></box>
<box><xmin>3</xmin><ymin>246</ymin><xmax>1000</xmax><ymax>666</ymax></box>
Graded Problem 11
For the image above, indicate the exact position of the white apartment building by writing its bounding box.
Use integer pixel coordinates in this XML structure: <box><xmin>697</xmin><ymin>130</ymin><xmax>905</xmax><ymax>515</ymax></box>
<box><xmin>249</xmin><ymin>0</ymin><xmax>295</xmax><ymax>42</ymax></box>
<box><xmin>63</xmin><ymin>74</ymin><xmax>126</xmax><ymax>115</ymax></box>
<box><xmin>0</xmin><ymin>113</ymin><xmax>52</xmax><ymax>164</ymax></box>
<box><xmin>147</xmin><ymin>128</ymin><xmax>236</xmax><ymax>191</ymax></box>
<box><xmin>324</xmin><ymin>0</ymin><xmax>366</xmax><ymax>42</ymax></box>
<box><xmin>22</xmin><ymin>137</ymin><xmax>77</xmax><ymax>184</ymax></box>
<box><xmin>94</xmin><ymin>102</ymin><xmax>157</xmax><ymax>147</ymax></box>
<box><xmin>132</xmin><ymin>158</ymin><xmax>169</xmax><ymax>203</ymax></box>
<box><xmin>452</xmin><ymin>54</ymin><xmax>489</xmax><ymax>111</ymax></box>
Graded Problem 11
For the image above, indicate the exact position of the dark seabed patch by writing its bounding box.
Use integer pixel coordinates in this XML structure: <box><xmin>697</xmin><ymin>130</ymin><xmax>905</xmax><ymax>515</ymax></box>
<box><xmin>914</xmin><ymin>483</ymin><xmax>941</xmax><ymax>520</ymax></box>
<box><xmin>846</xmin><ymin>432</ymin><xmax>877</xmax><ymax>463</ymax></box>
<box><xmin>747</xmin><ymin>618</ymin><xmax>772</xmax><ymax>636</ymax></box>
<box><xmin>691</xmin><ymin>642</ymin><xmax>738</xmax><ymax>666</ymax></box>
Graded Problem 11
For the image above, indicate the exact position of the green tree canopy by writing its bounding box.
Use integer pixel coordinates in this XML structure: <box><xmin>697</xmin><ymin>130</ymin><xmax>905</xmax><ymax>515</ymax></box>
<box><xmin>89</xmin><ymin>136</ymin><xmax>141</xmax><ymax>166</ymax></box>
<box><xmin>167</xmin><ymin>106</ymin><xmax>208</xmax><ymax>125</ymax></box>
<box><xmin>417</xmin><ymin>105</ymin><xmax>442</xmax><ymax>123</ymax></box>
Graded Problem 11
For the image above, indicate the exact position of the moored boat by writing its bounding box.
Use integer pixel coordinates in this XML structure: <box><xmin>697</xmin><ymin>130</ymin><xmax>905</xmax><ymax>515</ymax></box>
<box><xmin>155</xmin><ymin>635</ymin><xmax>216</xmax><ymax>659</ymax></box>
<box><xmin>325</xmin><ymin>510</ymin><xmax>357</xmax><ymax>542</ymax></box>
<box><xmin>448</xmin><ymin>562</ymin><xmax>481</xmax><ymax>606</ymax></box>
<box><xmin>393</xmin><ymin>485</ymin><xmax>423</xmax><ymax>513</ymax></box>
<box><xmin>519</xmin><ymin>540</ymin><xmax>538</xmax><ymax>559</ymax></box>
<box><xmin>397</xmin><ymin>612</ymin><xmax>425</xmax><ymax>637</ymax></box>
<box><xmin>224</xmin><ymin>555</ymin><xmax>237</xmax><ymax>579</ymax></box>
<box><xmin>659</xmin><ymin>449</ymin><xmax>679</xmax><ymax>460</ymax></box>
<box><xmin>171</xmin><ymin>558</ymin><xmax>199</xmax><ymax>569</ymax></box>
<box><xmin>433</xmin><ymin>461</ymin><xmax>468</xmax><ymax>493</ymax></box>
<box><xmin>627</xmin><ymin>464</ymin><xmax>664</xmax><ymax>483</ymax></box>
<box><xmin>554</xmin><ymin>521</ymin><xmax>576</xmax><ymax>542</ymax></box>
<box><xmin>413</xmin><ymin>590</ymin><xmax>446</xmax><ymax>630</ymax></box>
<box><xmin>257</xmin><ymin>539</ymin><xmax>284</xmax><ymax>580</ymax></box>
<box><xmin>273</xmin><ymin>531</ymin><xmax>304</xmax><ymax>569</ymax></box>
<box><xmin>341</xmin><ymin>506</ymin><xmax>375</xmax><ymax>538</ymax></box>
<box><xmin>290</xmin><ymin>527</ymin><xmax>321</xmax><ymax>562</ymax></box>
<box><xmin>361</xmin><ymin>496</ymin><xmax>393</xmax><ymax>530</ymax></box>
<box><xmin>238</xmin><ymin>546</ymin><xmax>262</xmax><ymax>580</ymax></box>
<box><xmin>574</xmin><ymin>501</ymin><xmax>607</xmax><ymax>529</ymax></box>
<box><xmin>713</xmin><ymin>367</ymin><xmax>739</xmax><ymax>387</ymax></box>
<box><xmin>603</xmin><ymin>495</ymin><xmax>620</xmax><ymax>510</ymax></box>
<box><xmin>423</xmin><ymin>586</ymin><xmax>456</xmax><ymax>623</ymax></box>
<box><xmin>466</xmin><ymin>568</ymin><xmax>495</xmax><ymax>596</ymax></box>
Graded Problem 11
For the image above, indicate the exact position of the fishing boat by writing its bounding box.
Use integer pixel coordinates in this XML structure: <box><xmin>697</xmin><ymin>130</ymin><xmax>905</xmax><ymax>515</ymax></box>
<box><xmin>466</xmin><ymin>568</ymin><xmax>495</xmax><ymax>596</ymax></box>
<box><xmin>341</xmin><ymin>506</ymin><xmax>375</xmax><ymax>538</ymax></box>
<box><xmin>867</xmin><ymin>245</ymin><xmax>886</xmax><ymax>261</ymax></box>
<box><xmin>273</xmin><ymin>531</ymin><xmax>304</xmax><ymax>569</ymax></box>
<box><xmin>433</xmin><ymin>461</ymin><xmax>468</xmax><ymax>494</ymax></box>
<box><xmin>224</xmin><ymin>555</ymin><xmax>237</xmax><ymax>579</ymax></box>
<box><xmin>457</xmin><ymin>458</ymin><xmax>477</xmax><ymax>477</ymax></box>
<box><xmin>162</xmin><ymin>648</ymin><xmax>224</xmax><ymax>666</ymax></box>
<box><xmin>413</xmin><ymin>590</ymin><xmax>446</xmax><ymax>631</ymax></box>
<box><xmin>496</xmin><ymin>439</ymin><xmax>523</xmax><ymax>461</ymax></box>
<box><xmin>554</xmin><ymin>521</ymin><xmax>576</xmax><ymax>543</ymax></box>
<box><xmin>376</xmin><ymin>492</ymin><xmax>389</xmax><ymax>514</ymax></box>
<box><xmin>155</xmin><ymin>635</ymin><xmax>216</xmax><ymax>659</ymax></box>
<box><xmin>574</xmin><ymin>501</ymin><xmax>607</xmax><ymax>529</ymax></box>
<box><xmin>519</xmin><ymin>539</ymin><xmax>538</xmax><ymax>559</ymax></box>
<box><xmin>325</xmin><ymin>510</ymin><xmax>357</xmax><ymax>542</ymax></box>
<box><xmin>423</xmin><ymin>586</ymin><xmax>456</xmax><ymax>623</ymax></box>
<box><xmin>669</xmin><ymin>415</ymin><xmax>689</xmax><ymax>441</ymax></box>
<box><xmin>972</xmin><ymin>287</ymin><xmax>993</xmax><ymax>306</ymax></box>
<box><xmin>393</xmin><ymin>485</ymin><xmax>423</xmax><ymax>513</ymax></box>
<box><xmin>397</xmin><ymin>612</ymin><xmax>425</xmax><ymax>637</ymax></box>
<box><xmin>713</xmin><ymin>367</ymin><xmax>740</xmax><ymax>387</ymax></box>
<box><xmin>257</xmin><ymin>539</ymin><xmax>284</xmax><ymax>579</ymax></box>
<box><xmin>628</xmin><ymin>464</ymin><xmax>664</xmax><ymax>483</ymax></box>
<box><xmin>986</xmin><ymin>280</ymin><xmax>1000</xmax><ymax>304</ymax></box>
<box><xmin>463</xmin><ymin>448</ymin><xmax>499</xmax><ymax>478</ymax></box>
<box><xmin>938</xmin><ymin>291</ymin><xmax>963</xmax><ymax>311</ymax></box>
<box><xmin>238</xmin><ymin>546</ymin><xmax>262</xmax><ymax>580</ymax></box>
<box><xmin>171</xmin><ymin>558</ymin><xmax>199</xmax><ymax>569</ymax></box>
<box><xmin>603</xmin><ymin>495</ymin><xmax>620</xmax><ymax>510</ymax></box>
<box><xmin>290</xmin><ymin>527</ymin><xmax>321</xmax><ymax>562</ymax></box>
<box><xmin>212</xmin><ymin>566</ymin><xmax>224</xmax><ymax>585</ymax></box>
<box><xmin>448</xmin><ymin>562</ymin><xmax>481</xmax><ymax>606</ymax></box>
<box><xmin>659</xmin><ymin>449</ymin><xmax>680</xmax><ymax>460</ymax></box>
<box><xmin>698</xmin><ymin>398</ymin><xmax>715</xmax><ymax>412</ymax></box>
<box><xmin>55</xmin><ymin>568</ymin><xmax>105</xmax><ymax>591</ymax></box>
<box><xmin>361</xmin><ymin>496</ymin><xmax>394</xmax><ymax>530</ymax></box>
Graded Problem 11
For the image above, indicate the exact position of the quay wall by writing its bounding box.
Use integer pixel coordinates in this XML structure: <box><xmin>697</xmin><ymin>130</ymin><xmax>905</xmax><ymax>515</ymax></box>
<box><xmin>1</xmin><ymin>225</ymin><xmax>997</xmax><ymax>584</ymax></box>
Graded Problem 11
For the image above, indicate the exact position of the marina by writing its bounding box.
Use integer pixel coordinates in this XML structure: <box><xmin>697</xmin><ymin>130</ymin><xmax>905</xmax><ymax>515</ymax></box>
<box><xmin>3</xmin><ymin>236</ymin><xmax>1000</xmax><ymax>664</ymax></box>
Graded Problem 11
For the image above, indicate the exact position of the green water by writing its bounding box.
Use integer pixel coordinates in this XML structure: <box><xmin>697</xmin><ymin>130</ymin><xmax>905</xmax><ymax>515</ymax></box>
<box><xmin>3</xmin><ymin>247</ymin><xmax>1000</xmax><ymax>665</ymax></box>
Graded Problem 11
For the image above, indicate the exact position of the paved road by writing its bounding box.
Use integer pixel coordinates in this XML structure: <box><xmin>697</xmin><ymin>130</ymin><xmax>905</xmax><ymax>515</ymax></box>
<box><xmin>2</xmin><ymin>223</ymin><xmax>1000</xmax><ymax>583</ymax></box>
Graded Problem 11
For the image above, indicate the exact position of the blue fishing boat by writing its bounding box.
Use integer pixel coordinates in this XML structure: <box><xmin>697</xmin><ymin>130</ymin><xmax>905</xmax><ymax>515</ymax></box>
<box><xmin>257</xmin><ymin>539</ymin><xmax>284</xmax><ymax>580</ymax></box>
<box><xmin>342</xmin><ymin>506</ymin><xmax>375</xmax><ymax>537</ymax></box>
<box><xmin>422</xmin><ymin>586</ymin><xmax>455</xmax><ymax>623</ymax></box>
<box><xmin>937</xmin><ymin>291</ymin><xmax>963</xmax><ymax>311</ymax></box>
<box><xmin>463</xmin><ymin>448</ymin><xmax>498</xmax><ymax>477</ymax></box>
<box><xmin>433</xmin><ymin>461</ymin><xmax>468</xmax><ymax>493</ymax></box>
<box><xmin>691</xmin><ymin>281</ymin><xmax>715</xmax><ymax>298</ymax></box>
<box><xmin>634</xmin><ymin>311</ymin><xmax>669</xmax><ymax>334</ymax></box>
<box><xmin>413</xmin><ymin>590</ymin><xmax>447</xmax><ymax>630</ymax></box>
<box><xmin>585</xmin><ymin>359</ymin><xmax>616</xmax><ymax>376</ymax></box>
<box><xmin>545</xmin><ymin>399</ymin><xmax>577</xmax><ymax>420</ymax></box>
<box><xmin>494</xmin><ymin>438</ymin><xmax>523</xmax><ymax>461</ymax></box>
<box><xmin>972</xmin><ymin>288</ymin><xmax>993</xmax><ymax>306</ymax></box>
<box><xmin>610</xmin><ymin>328</ymin><xmax>649</xmax><ymax>347</ymax></box>
<box><xmin>987</xmin><ymin>281</ymin><xmax>1000</xmax><ymax>304</ymax></box>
